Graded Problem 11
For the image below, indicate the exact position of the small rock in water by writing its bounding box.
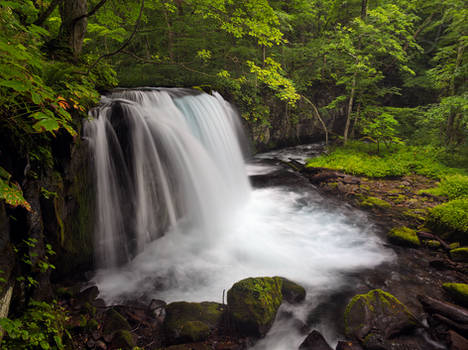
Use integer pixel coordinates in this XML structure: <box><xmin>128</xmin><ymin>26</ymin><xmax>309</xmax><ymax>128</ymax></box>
<box><xmin>336</xmin><ymin>341</ymin><xmax>363</xmax><ymax>350</ymax></box>
<box><xmin>78</xmin><ymin>286</ymin><xmax>100</xmax><ymax>304</ymax></box>
<box><xmin>95</xmin><ymin>340</ymin><xmax>107</xmax><ymax>350</ymax></box>
<box><xmin>279</xmin><ymin>277</ymin><xmax>306</xmax><ymax>304</ymax></box>
<box><xmin>149</xmin><ymin>299</ymin><xmax>167</xmax><ymax>323</ymax></box>
<box><xmin>299</xmin><ymin>330</ymin><xmax>333</xmax><ymax>350</ymax></box>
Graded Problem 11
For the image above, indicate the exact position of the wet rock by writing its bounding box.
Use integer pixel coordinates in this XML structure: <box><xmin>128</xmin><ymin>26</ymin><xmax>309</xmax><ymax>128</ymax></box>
<box><xmin>299</xmin><ymin>330</ymin><xmax>333</xmax><ymax>350</ymax></box>
<box><xmin>149</xmin><ymin>299</ymin><xmax>166</xmax><ymax>323</ymax></box>
<box><xmin>164</xmin><ymin>301</ymin><xmax>224</xmax><ymax>344</ymax></box>
<box><xmin>418</xmin><ymin>295</ymin><xmax>468</xmax><ymax>324</ymax></box>
<box><xmin>164</xmin><ymin>343</ymin><xmax>212</xmax><ymax>350</ymax></box>
<box><xmin>110</xmin><ymin>329</ymin><xmax>135</xmax><ymax>349</ymax></box>
<box><xmin>443</xmin><ymin>283</ymin><xmax>468</xmax><ymax>307</ymax></box>
<box><xmin>78</xmin><ymin>286</ymin><xmax>99</xmax><ymax>304</ymax></box>
<box><xmin>95</xmin><ymin>340</ymin><xmax>107</xmax><ymax>350</ymax></box>
<box><xmin>102</xmin><ymin>308</ymin><xmax>131</xmax><ymax>336</ymax></box>
<box><xmin>450</xmin><ymin>248</ymin><xmax>468</xmax><ymax>263</ymax></box>
<box><xmin>336</xmin><ymin>341</ymin><xmax>363</xmax><ymax>350</ymax></box>
<box><xmin>279</xmin><ymin>277</ymin><xmax>306</xmax><ymax>304</ymax></box>
<box><xmin>387</xmin><ymin>227</ymin><xmax>421</xmax><ymax>247</ymax></box>
<box><xmin>344</xmin><ymin>289</ymin><xmax>418</xmax><ymax>341</ymax></box>
<box><xmin>448</xmin><ymin>330</ymin><xmax>468</xmax><ymax>350</ymax></box>
<box><xmin>227</xmin><ymin>277</ymin><xmax>283</xmax><ymax>337</ymax></box>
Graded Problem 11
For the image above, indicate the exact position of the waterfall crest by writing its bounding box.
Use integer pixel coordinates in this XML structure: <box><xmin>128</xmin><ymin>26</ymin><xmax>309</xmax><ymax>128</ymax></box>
<box><xmin>85</xmin><ymin>89</ymin><xmax>251</xmax><ymax>268</ymax></box>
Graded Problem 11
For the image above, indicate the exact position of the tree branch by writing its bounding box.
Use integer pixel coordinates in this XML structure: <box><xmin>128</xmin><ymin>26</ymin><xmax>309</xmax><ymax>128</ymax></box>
<box><xmin>34</xmin><ymin>0</ymin><xmax>63</xmax><ymax>26</ymax></box>
<box><xmin>301</xmin><ymin>95</ymin><xmax>329</xmax><ymax>145</ymax></box>
<box><xmin>73</xmin><ymin>0</ymin><xmax>108</xmax><ymax>25</ymax></box>
<box><xmin>86</xmin><ymin>0</ymin><xmax>145</xmax><ymax>75</ymax></box>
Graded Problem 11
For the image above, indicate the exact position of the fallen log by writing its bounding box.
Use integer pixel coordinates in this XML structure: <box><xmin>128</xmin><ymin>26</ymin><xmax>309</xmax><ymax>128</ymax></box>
<box><xmin>417</xmin><ymin>231</ymin><xmax>451</xmax><ymax>251</ymax></box>
<box><xmin>418</xmin><ymin>295</ymin><xmax>468</xmax><ymax>324</ymax></box>
<box><xmin>432</xmin><ymin>313</ymin><xmax>468</xmax><ymax>337</ymax></box>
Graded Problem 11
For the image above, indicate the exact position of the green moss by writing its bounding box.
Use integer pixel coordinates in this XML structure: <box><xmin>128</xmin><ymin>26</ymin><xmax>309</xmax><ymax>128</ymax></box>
<box><xmin>103</xmin><ymin>309</ymin><xmax>131</xmax><ymax>336</ymax></box>
<box><xmin>443</xmin><ymin>283</ymin><xmax>468</xmax><ymax>307</ymax></box>
<box><xmin>450</xmin><ymin>242</ymin><xmax>461</xmax><ymax>249</ymax></box>
<box><xmin>81</xmin><ymin>302</ymin><xmax>96</xmax><ymax>317</ymax></box>
<box><xmin>428</xmin><ymin>198</ymin><xmax>468</xmax><ymax>244</ymax></box>
<box><xmin>344</xmin><ymin>289</ymin><xmax>415</xmax><ymax>338</ymax></box>
<box><xmin>424</xmin><ymin>240</ymin><xmax>441</xmax><ymax>249</ymax></box>
<box><xmin>227</xmin><ymin>277</ymin><xmax>283</xmax><ymax>337</ymax></box>
<box><xmin>360</xmin><ymin>196</ymin><xmax>391</xmax><ymax>208</ymax></box>
<box><xmin>420</xmin><ymin>175</ymin><xmax>468</xmax><ymax>200</ymax></box>
<box><xmin>389</xmin><ymin>189</ymin><xmax>401</xmax><ymax>194</ymax></box>
<box><xmin>327</xmin><ymin>182</ymin><xmax>338</xmax><ymax>189</ymax></box>
<box><xmin>450</xmin><ymin>247</ymin><xmax>468</xmax><ymax>262</ymax></box>
<box><xmin>164</xmin><ymin>302</ymin><xmax>223</xmax><ymax>343</ymax></box>
<box><xmin>387</xmin><ymin>227</ymin><xmax>420</xmax><ymax>247</ymax></box>
<box><xmin>111</xmin><ymin>329</ymin><xmax>135</xmax><ymax>349</ymax></box>
<box><xmin>306</xmin><ymin>142</ymin><xmax>465</xmax><ymax>179</ymax></box>
<box><xmin>403</xmin><ymin>209</ymin><xmax>427</xmax><ymax>221</ymax></box>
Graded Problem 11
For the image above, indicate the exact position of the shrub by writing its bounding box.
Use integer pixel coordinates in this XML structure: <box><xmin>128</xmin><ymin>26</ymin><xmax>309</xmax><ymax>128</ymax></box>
<box><xmin>420</xmin><ymin>174</ymin><xmax>468</xmax><ymax>199</ymax></box>
<box><xmin>306</xmin><ymin>142</ymin><xmax>465</xmax><ymax>178</ymax></box>
<box><xmin>428</xmin><ymin>197</ymin><xmax>468</xmax><ymax>243</ymax></box>
<box><xmin>0</xmin><ymin>300</ymin><xmax>69</xmax><ymax>350</ymax></box>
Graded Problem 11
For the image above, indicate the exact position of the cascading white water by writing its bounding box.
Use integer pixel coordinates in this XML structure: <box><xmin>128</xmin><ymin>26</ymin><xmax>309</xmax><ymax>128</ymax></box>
<box><xmin>87</xmin><ymin>88</ymin><xmax>394</xmax><ymax>348</ymax></box>
<box><xmin>85</xmin><ymin>89</ymin><xmax>250</xmax><ymax>268</ymax></box>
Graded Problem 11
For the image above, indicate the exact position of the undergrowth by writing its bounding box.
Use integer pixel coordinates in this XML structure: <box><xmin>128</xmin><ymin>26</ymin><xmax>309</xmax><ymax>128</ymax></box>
<box><xmin>306</xmin><ymin>142</ymin><xmax>466</xmax><ymax>178</ymax></box>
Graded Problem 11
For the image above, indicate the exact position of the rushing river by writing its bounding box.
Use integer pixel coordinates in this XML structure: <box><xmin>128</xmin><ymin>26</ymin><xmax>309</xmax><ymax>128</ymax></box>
<box><xmin>86</xmin><ymin>89</ymin><xmax>394</xmax><ymax>348</ymax></box>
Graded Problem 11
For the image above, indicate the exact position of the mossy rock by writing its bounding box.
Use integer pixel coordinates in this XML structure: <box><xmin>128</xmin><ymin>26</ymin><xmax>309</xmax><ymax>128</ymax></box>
<box><xmin>360</xmin><ymin>196</ymin><xmax>391</xmax><ymax>209</ymax></box>
<box><xmin>344</xmin><ymin>289</ymin><xmax>417</xmax><ymax>341</ymax></box>
<box><xmin>164</xmin><ymin>344</ymin><xmax>211</xmax><ymax>350</ymax></box>
<box><xmin>279</xmin><ymin>277</ymin><xmax>306</xmax><ymax>304</ymax></box>
<box><xmin>443</xmin><ymin>283</ymin><xmax>468</xmax><ymax>307</ymax></box>
<box><xmin>86</xmin><ymin>319</ymin><xmax>99</xmax><ymax>331</ymax></box>
<box><xmin>103</xmin><ymin>308</ymin><xmax>131</xmax><ymax>336</ymax></box>
<box><xmin>387</xmin><ymin>227</ymin><xmax>421</xmax><ymax>248</ymax></box>
<box><xmin>450</xmin><ymin>242</ymin><xmax>461</xmax><ymax>250</ymax></box>
<box><xmin>227</xmin><ymin>277</ymin><xmax>283</xmax><ymax>337</ymax></box>
<box><xmin>427</xmin><ymin>198</ymin><xmax>468</xmax><ymax>244</ymax></box>
<box><xmin>424</xmin><ymin>240</ymin><xmax>441</xmax><ymax>249</ymax></box>
<box><xmin>450</xmin><ymin>247</ymin><xmax>468</xmax><ymax>263</ymax></box>
<box><xmin>164</xmin><ymin>301</ymin><xmax>223</xmax><ymax>344</ymax></box>
<box><xmin>111</xmin><ymin>329</ymin><xmax>135</xmax><ymax>349</ymax></box>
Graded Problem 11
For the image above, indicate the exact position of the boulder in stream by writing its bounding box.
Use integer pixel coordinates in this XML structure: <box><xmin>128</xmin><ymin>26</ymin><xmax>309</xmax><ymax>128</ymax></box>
<box><xmin>443</xmin><ymin>283</ymin><xmax>468</xmax><ymax>307</ymax></box>
<box><xmin>344</xmin><ymin>289</ymin><xmax>418</xmax><ymax>344</ymax></box>
<box><xmin>387</xmin><ymin>227</ymin><xmax>421</xmax><ymax>248</ymax></box>
<box><xmin>227</xmin><ymin>277</ymin><xmax>283</xmax><ymax>337</ymax></box>
<box><xmin>299</xmin><ymin>330</ymin><xmax>333</xmax><ymax>350</ymax></box>
<box><xmin>164</xmin><ymin>301</ymin><xmax>224</xmax><ymax>344</ymax></box>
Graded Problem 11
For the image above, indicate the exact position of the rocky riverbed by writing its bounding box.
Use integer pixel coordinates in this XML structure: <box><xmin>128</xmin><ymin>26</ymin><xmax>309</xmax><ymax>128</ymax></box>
<box><xmin>58</xmin><ymin>145</ymin><xmax>468</xmax><ymax>350</ymax></box>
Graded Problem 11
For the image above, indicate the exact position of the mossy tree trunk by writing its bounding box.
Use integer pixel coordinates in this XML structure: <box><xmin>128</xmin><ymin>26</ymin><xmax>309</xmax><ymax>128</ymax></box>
<box><xmin>59</xmin><ymin>0</ymin><xmax>88</xmax><ymax>56</ymax></box>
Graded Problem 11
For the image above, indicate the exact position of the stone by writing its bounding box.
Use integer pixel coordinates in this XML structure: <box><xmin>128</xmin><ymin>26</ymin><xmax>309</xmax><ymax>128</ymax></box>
<box><xmin>336</xmin><ymin>341</ymin><xmax>363</xmax><ymax>350</ymax></box>
<box><xmin>443</xmin><ymin>283</ymin><xmax>468</xmax><ymax>307</ymax></box>
<box><xmin>448</xmin><ymin>330</ymin><xmax>468</xmax><ymax>350</ymax></box>
<box><xmin>149</xmin><ymin>299</ymin><xmax>166</xmax><ymax>323</ymax></box>
<box><xmin>360</xmin><ymin>196</ymin><xmax>391</xmax><ymax>209</ymax></box>
<box><xmin>344</xmin><ymin>289</ymin><xmax>418</xmax><ymax>341</ymax></box>
<box><xmin>110</xmin><ymin>329</ymin><xmax>135</xmax><ymax>349</ymax></box>
<box><xmin>102</xmin><ymin>308</ymin><xmax>131</xmax><ymax>336</ymax></box>
<box><xmin>387</xmin><ymin>227</ymin><xmax>421</xmax><ymax>248</ymax></box>
<box><xmin>77</xmin><ymin>286</ymin><xmax>99</xmax><ymax>304</ymax></box>
<box><xmin>95</xmin><ymin>340</ymin><xmax>107</xmax><ymax>350</ymax></box>
<box><xmin>450</xmin><ymin>248</ymin><xmax>468</xmax><ymax>262</ymax></box>
<box><xmin>299</xmin><ymin>330</ymin><xmax>333</xmax><ymax>350</ymax></box>
<box><xmin>227</xmin><ymin>277</ymin><xmax>283</xmax><ymax>337</ymax></box>
<box><xmin>279</xmin><ymin>277</ymin><xmax>306</xmax><ymax>304</ymax></box>
<box><xmin>164</xmin><ymin>301</ymin><xmax>224</xmax><ymax>344</ymax></box>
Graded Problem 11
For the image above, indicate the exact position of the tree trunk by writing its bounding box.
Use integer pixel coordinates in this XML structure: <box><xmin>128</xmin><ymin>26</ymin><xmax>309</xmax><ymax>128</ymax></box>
<box><xmin>59</xmin><ymin>0</ymin><xmax>88</xmax><ymax>56</ymax></box>
<box><xmin>344</xmin><ymin>76</ymin><xmax>356</xmax><ymax>145</ymax></box>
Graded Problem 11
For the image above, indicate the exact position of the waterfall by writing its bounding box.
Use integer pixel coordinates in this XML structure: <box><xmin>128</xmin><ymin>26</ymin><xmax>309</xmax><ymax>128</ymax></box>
<box><xmin>85</xmin><ymin>88</ymin><xmax>251</xmax><ymax>268</ymax></box>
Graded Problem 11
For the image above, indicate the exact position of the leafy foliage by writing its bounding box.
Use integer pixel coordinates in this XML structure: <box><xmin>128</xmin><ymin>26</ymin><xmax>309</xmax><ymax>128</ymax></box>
<box><xmin>306</xmin><ymin>142</ymin><xmax>465</xmax><ymax>178</ymax></box>
<box><xmin>420</xmin><ymin>175</ymin><xmax>468</xmax><ymax>199</ymax></box>
<box><xmin>428</xmin><ymin>197</ymin><xmax>468</xmax><ymax>235</ymax></box>
<box><xmin>0</xmin><ymin>300</ymin><xmax>69</xmax><ymax>350</ymax></box>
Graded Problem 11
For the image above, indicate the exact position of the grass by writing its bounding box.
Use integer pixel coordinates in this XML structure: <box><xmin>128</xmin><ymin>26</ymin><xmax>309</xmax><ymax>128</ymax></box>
<box><xmin>306</xmin><ymin>142</ymin><xmax>466</xmax><ymax>179</ymax></box>
<box><xmin>419</xmin><ymin>174</ymin><xmax>468</xmax><ymax>199</ymax></box>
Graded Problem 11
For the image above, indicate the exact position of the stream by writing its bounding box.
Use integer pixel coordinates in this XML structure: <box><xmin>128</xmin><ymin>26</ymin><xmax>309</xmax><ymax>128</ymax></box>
<box><xmin>87</xmin><ymin>89</ymin><xmax>395</xmax><ymax>348</ymax></box>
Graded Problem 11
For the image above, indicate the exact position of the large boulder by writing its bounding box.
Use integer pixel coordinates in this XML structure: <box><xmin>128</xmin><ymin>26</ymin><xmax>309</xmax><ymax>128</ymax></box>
<box><xmin>226</xmin><ymin>276</ymin><xmax>306</xmax><ymax>338</ymax></box>
<box><xmin>344</xmin><ymin>289</ymin><xmax>418</xmax><ymax>346</ymax></box>
<box><xmin>227</xmin><ymin>277</ymin><xmax>283</xmax><ymax>337</ymax></box>
<box><xmin>164</xmin><ymin>301</ymin><xmax>224</xmax><ymax>344</ymax></box>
